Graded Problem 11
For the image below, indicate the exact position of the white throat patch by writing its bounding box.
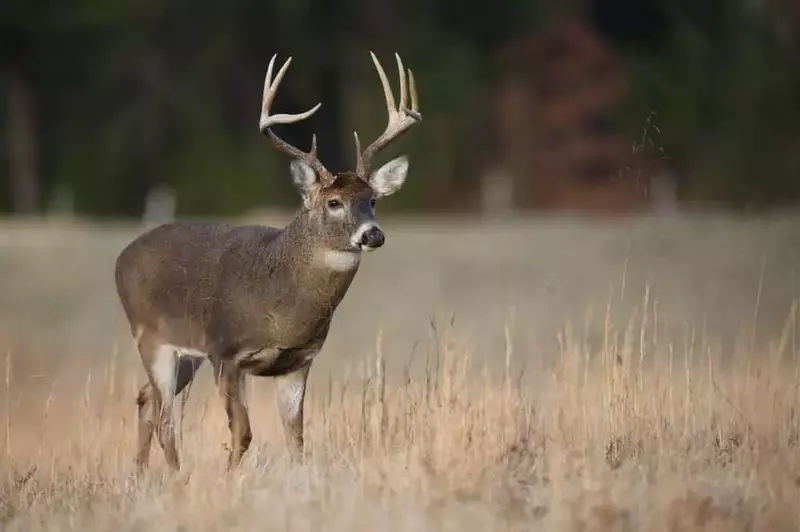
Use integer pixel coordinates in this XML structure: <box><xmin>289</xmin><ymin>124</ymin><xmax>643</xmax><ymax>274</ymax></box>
<box><xmin>320</xmin><ymin>250</ymin><xmax>361</xmax><ymax>272</ymax></box>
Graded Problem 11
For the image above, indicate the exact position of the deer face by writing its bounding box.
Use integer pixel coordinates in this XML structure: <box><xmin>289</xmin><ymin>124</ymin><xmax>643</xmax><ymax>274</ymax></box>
<box><xmin>290</xmin><ymin>156</ymin><xmax>409</xmax><ymax>253</ymax></box>
<box><xmin>258</xmin><ymin>50</ymin><xmax>420</xmax><ymax>262</ymax></box>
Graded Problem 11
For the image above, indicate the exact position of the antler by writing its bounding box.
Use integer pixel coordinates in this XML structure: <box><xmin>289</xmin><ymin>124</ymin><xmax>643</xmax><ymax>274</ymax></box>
<box><xmin>259</xmin><ymin>54</ymin><xmax>335</xmax><ymax>186</ymax></box>
<box><xmin>354</xmin><ymin>52</ymin><xmax>422</xmax><ymax>179</ymax></box>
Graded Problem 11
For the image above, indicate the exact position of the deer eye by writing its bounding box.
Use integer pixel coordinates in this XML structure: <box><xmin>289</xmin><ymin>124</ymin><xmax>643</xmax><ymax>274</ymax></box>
<box><xmin>327</xmin><ymin>199</ymin><xmax>342</xmax><ymax>209</ymax></box>
<box><xmin>370</xmin><ymin>198</ymin><xmax>377</xmax><ymax>208</ymax></box>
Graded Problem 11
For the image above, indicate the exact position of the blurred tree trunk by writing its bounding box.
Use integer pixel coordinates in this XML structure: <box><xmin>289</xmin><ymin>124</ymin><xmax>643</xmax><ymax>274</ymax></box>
<box><xmin>311</xmin><ymin>0</ymin><xmax>346</xmax><ymax>172</ymax></box>
<box><xmin>308</xmin><ymin>0</ymin><xmax>401</xmax><ymax>172</ymax></box>
<box><xmin>6</xmin><ymin>66</ymin><xmax>40</xmax><ymax>214</ymax></box>
<box><xmin>317</xmin><ymin>56</ymin><xmax>346</xmax><ymax>171</ymax></box>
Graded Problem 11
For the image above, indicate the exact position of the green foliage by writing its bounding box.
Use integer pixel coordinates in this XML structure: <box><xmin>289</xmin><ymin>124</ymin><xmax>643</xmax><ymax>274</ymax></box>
<box><xmin>616</xmin><ymin>1</ymin><xmax>800</xmax><ymax>207</ymax></box>
<box><xmin>1</xmin><ymin>0</ymin><xmax>798</xmax><ymax>216</ymax></box>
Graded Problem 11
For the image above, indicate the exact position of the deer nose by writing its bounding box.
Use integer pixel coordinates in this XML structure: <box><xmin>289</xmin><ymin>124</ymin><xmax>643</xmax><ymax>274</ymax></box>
<box><xmin>360</xmin><ymin>226</ymin><xmax>385</xmax><ymax>250</ymax></box>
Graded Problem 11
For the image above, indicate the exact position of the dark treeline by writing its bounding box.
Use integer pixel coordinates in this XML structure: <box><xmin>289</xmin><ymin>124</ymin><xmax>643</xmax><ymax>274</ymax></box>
<box><xmin>1</xmin><ymin>0</ymin><xmax>798</xmax><ymax>218</ymax></box>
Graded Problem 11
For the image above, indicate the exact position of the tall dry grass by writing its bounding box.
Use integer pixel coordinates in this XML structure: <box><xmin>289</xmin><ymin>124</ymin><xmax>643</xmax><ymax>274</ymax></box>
<box><xmin>1</xmin><ymin>299</ymin><xmax>799</xmax><ymax>531</ymax></box>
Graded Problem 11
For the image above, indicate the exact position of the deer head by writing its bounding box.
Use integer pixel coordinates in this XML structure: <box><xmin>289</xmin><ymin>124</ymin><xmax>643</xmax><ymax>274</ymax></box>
<box><xmin>258</xmin><ymin>52</ymin><xmax>421</xmax><ymax>255</ymax></box>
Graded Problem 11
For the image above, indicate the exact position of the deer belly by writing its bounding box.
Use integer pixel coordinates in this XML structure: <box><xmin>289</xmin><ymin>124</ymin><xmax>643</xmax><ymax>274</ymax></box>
<box><xmin>234</xmin><ymin>346</ymin><xmax>316</xmax><ymax>377</ymax></box>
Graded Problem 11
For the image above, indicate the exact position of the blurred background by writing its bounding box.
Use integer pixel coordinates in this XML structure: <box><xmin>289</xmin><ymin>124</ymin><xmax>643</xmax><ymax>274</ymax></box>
<box><xmin>2</xmin><ymin>0</ymin><xmax>799</xmax><ymax>220</ymax></box>
<box><xmin>0</xmin><ymin>0</ymin><xmax>799</xmax><ymax>386</ymax></box>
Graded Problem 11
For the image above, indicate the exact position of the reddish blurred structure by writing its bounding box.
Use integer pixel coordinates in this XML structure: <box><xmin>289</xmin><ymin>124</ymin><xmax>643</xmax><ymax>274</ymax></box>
<box><xmin>445</xmin><ymin>19</ymin><xmax>672</xmax><ymax>216</ymax></box>
<box><xmin>496</xmin><ymin>19</ymin><xmax>645</xmax><ymax>213</ymax></box>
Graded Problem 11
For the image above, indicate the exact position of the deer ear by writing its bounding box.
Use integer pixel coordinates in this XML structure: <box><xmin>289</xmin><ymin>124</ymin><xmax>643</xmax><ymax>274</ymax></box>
<box><xmin>290</xmin><ymin>160</ymin><xmax>319</xmax><ymax>205</ymax></box>
<box><xmin>370</xmin><ymin>156</ymin><xmax>409</xmax><ymax>198</ymax></box>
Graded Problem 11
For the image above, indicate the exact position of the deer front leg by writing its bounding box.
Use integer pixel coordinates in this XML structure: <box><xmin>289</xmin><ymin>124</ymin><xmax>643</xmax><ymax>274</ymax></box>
<box><xmin>214</xmin><ymin>360</ymin><xmax>252</xmax><ymax>470</ymax></box>
<box><xmin>275</xmin><ymin>363</ymin><xmax>311</xmax><ymax>462</ymax></box>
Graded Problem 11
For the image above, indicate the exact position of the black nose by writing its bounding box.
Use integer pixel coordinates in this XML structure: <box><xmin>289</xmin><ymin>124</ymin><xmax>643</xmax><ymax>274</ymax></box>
<box><xmin>360</xmin><ymin>226</ymin><xmax>385</xmax><ymax>248</ymax></box>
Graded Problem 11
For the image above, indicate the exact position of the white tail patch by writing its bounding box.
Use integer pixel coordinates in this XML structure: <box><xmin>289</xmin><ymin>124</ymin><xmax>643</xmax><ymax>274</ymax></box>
<box><xmin>151</xmin><ymin>345</ymin><xmax>177</xmax><ymax>403</ymax></box>
<box><xmin>320</xmin><ymin>250</ymin><xmax>361</xmax><ymax>272</ymax></box>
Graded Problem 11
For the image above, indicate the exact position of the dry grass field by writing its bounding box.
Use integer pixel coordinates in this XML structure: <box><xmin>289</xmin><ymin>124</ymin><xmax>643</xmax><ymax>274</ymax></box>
<box><xmin>1</xmin><ymin>211</ymin><xmax>799</xmax><ymax>531</ymax></box>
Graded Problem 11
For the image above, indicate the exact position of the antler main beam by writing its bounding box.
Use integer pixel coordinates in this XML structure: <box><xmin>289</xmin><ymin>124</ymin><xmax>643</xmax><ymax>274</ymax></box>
<box><xmin>355</xmin><ymin>52</ymin><xmax>422</xmax><ymax>179</ymax></box>
<box><xmin>259</xmin><ymin>55</ymin><xmax>334</xmax><ymax>185</ymax></box>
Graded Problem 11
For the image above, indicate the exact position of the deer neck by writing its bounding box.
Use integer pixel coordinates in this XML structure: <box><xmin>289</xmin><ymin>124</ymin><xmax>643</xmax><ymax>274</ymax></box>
<box><xmin>266</xmin><ymin>210</ymin><xmax>361</xmax><ymax>307</ymax></box>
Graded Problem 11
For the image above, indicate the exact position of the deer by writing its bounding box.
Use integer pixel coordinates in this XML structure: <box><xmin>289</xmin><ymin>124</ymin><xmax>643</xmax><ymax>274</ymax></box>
<box><xmin>114</xmin><ymin>51</ymin><xmax>421</xmax><ymax>472</ymax></box>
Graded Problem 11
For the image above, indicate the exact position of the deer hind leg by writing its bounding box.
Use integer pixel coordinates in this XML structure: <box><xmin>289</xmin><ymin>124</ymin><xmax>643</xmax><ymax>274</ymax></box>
<box><xmin>135</xmin><ymin>381</ymin><xmax>157</xmax><ymax>471</ymax></box>
<box><xmin>135</xmin><ymin>353</ymin><xmax>205</xmax><ymax>472</ymax></box>
<box><xmin>134</xmin><ymin>330</ymin><xmax>162</xmax><ymax>472</ymax></box>
<box><xmin>135</xmin><ymin>334</ymin><xmax>206</xmax><ymax>472</ymax></box>
<box><xmin>213</xmin><ymin>360</ymin><xmax>251</xmax><ymax>470</ymax></box>
<box><xmin>275</xmin><ymin>363</ymin><xmax>311</xmax><ymax>462</ymax></box>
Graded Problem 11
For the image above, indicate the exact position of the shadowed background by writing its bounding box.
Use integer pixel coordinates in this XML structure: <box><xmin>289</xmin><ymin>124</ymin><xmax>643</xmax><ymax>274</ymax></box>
<box><xmin>2</xmin><ymin>0</ymin><xmax>799</xmax><ymax>218</ymax></box>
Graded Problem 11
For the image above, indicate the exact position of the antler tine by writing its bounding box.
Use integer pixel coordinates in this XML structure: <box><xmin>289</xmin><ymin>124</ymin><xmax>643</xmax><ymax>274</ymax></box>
<box><xmin>310</xmin><ymin>134</ymin><xmax>318</xmax><ymax>157</ymax></box>
<box><xmin>408</xmin><ymin>68</ymin><xmax>419</xmax><ymax>116</ymax></box>
<box><xmin>355</xmin><ymin>52</ymin><xmax>422</xmax><ymax>179</ymax></box>
<box><xmin>395</xmin><ymin>53</ymin><xmax>407</xmax><ymax>114</ymax></box>
<box><xmin>259</xmin><ymin>55</ymin><xmax>322</xmax><ymax>130</ymax></box>
<box><xmin>259</xmin><ymin>54</ymin><xmax>334</xmax><ymax>185</ymax></box>
<box><xmin>371</xmin><ymin>51</ymin><xmax>397</xmax><ymax>120</ymax></box>
<box><xmin>263</xmin><ymin>54</ymin><xmax>277</xmax><ymax>109</ymax></box>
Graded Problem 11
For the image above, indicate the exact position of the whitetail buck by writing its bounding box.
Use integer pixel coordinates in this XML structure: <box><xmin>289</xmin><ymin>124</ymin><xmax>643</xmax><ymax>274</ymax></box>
<box><xmin>115</xmin><ymin>51</ymin><xmax>421</xmax><ymax>472</ymax></box>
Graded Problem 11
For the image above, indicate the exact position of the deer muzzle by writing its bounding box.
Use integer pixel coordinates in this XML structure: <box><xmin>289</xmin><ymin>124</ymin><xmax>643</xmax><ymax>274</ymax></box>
<box><xmin>357</xmin><ymin>224</ymin><xmax>385</xmax><ymax>251</ymax></box>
